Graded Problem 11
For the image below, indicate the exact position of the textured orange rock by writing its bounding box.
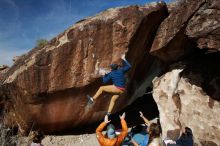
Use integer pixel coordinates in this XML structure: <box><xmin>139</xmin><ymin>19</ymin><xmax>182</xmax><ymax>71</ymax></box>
<box><xmin>186</xmin><ymin>0</ymin><xmax>220</xmax><ymax>50</ymax></box>
<box><xmin>0</xmin><ymin>65</ymin><xmax>9</xmax><ymax>82</ymax></box>
<box><xmin>150</xmin><ymin>0</ymin><xmax>220</xmax><ymax>62</ymax></box>
<box><xmin>1</xmin><ymin>2</ymin><xmax>168</xmax><ymax>134</ymax></box>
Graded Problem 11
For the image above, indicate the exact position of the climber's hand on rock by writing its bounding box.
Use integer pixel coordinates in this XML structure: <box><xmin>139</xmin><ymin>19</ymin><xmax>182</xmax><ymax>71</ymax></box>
<box><xmin>104</xmin><ymin>115</ymin><xmax>111</xmax><ymax>123</ymax></box>
<box><xmin>99</xmin><ymin>69</ymin><xmax>110</xmax><ymax>76</ymax></box>
<box><xmin>121</xmin><ymin>54</ymin><xmax>126</xmax><ymax>60</ymax></box>
<box><xmin>119</xmin><ymin>112</ymin><xmax>126</xmax><ymax>120</ymax></box>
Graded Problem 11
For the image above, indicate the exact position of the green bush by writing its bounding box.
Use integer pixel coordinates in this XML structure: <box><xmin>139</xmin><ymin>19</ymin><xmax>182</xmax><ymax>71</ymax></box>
<box><xmin>36</xmin><ymin>39</ymin><xmax>48</xmax><ymax>48</ymax></box>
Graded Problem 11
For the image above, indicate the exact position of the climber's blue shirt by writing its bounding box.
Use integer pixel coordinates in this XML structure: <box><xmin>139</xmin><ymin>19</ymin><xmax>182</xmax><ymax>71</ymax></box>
<box><xmin>102</xmin><ymin>60</ymin><xmax>131</xmax><ymax>88</ymax></box>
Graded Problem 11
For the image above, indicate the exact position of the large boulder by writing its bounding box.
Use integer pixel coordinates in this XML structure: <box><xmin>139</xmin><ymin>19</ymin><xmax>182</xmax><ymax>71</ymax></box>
<box><xmin>186</xmin><ymin>0</ymin><xmax>220</xmax><ymax>50</ymax></box>
<box><xmin>152</xmin><ymin>52</ymin><xmax>220</xmax><ymax>145</ymax></box>
<box><xmin>150</xmin><ymin>0</ymin><xmax>220</xmax><ymax>145</ymax></box>
<box><xmin>1</xmin><ymin>2</ymin><xmax>168</xmax><ymax>134</ymax></box>
<box><xmin>150</xmin><ymin>0</ymin><xmax>220</xmax><ymax>62</ymax></box>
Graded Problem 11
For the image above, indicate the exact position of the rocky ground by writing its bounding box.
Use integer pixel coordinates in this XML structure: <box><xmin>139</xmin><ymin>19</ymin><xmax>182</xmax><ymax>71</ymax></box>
<box><xmin>19</xmin><ymin>133</ymin><xmax>99</xmax><ymax>146</ymax></box>
<box><xmin>19</xmin><ymin>119</ymin><xmax>158</xmax><ymax>146</ymax></box>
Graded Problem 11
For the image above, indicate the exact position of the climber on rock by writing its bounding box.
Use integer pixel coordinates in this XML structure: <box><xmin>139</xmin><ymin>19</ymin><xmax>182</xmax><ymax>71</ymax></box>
<box><xmin>87</xmin><ymin>54</ymin><xmax>131</xmax><ymax>116</ymax></box>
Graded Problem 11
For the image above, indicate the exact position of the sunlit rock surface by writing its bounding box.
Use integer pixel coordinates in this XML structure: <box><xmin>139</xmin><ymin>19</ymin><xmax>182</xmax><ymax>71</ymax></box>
<box><xmin>150</xmin><ymin>0</ymin><xmax>220</xmax><ymax>62</ymax></box>
<box><xmin>152</xmin><ymin>52</ymin><xmax>220</xmax><ymax>146</ymax></box>
<box><xmin>0</xmin><ymin>2</ymin><xmax>168</xmax><ymax>134</ymax></box>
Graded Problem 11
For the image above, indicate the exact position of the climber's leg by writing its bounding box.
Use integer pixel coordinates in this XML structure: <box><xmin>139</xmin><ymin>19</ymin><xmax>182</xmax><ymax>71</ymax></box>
<box><xmin>107</xmin><ymin>95</ymin><xmax>120</xmax><ymax>113</ymax></box>
<box><xmin>87</xmin><ymin>85</ymin><xmax>123</xmax><ymax>105</ymax></box>
<box><xmin>93</xmin><ymin>85</ymin><xmax>122</xmax><ymax>100</ymax></box>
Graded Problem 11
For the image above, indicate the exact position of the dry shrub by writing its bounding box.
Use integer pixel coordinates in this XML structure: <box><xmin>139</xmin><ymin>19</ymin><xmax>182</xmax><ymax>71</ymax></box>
<box><xmin>0</xmin><ymin>122</ymin><xmax>19</xmax><ymax>146</ymax></box>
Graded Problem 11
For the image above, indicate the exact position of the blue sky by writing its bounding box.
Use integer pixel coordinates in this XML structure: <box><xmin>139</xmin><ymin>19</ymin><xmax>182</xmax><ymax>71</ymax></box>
<box><xmin>0</xmin><ymin>0</ymin><xmax>172</xmax><ymax>65</ymax></box>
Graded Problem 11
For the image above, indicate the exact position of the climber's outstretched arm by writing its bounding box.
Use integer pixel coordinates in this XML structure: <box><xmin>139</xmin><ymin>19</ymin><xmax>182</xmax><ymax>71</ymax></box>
<box><xmin>121</xmin><ymin>55</ymin><xmax>131</xmax><ymax>72</ymax></box>
<box><xmin>117</xmin><ymin>113</ymin><xmax>128</xmax><ymax>142</ymax></box>
<box><xmin>139</xmin><ymin>111</ymin><xmax>151</xmax><ymax>126</ymax></box>
<box><xmin>96</xmin><ymin>115</ymin><xmax>111</xmax><ymax>144</ymax></box>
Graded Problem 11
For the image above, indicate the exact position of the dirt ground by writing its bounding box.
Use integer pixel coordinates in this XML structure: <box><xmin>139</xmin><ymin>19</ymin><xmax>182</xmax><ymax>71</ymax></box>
<box><xmin>18</xmin><ymin>117</ymin><xmax>159</xmax><ymax>146</ymax></box>
<box><xmin>19</xmin><ymin>133</ymin><xmax>99</xmax><ymax>146</ymax></box>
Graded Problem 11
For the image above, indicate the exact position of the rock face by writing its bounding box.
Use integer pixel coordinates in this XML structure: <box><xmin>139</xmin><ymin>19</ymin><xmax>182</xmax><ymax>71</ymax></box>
<box><xmin>12</xmin><ymin>56</ymin><xmax>22</xmax><ymax>63</ymax></box>
<box><xmin>186</xmin><ymin>0</ymin><xmax>220</xmax><ymax>50</ymax></box>
<box><xmin>0</xmin><ymin>65</ymin><xmax>9</xmax><ymax>120</ymax></box>
<box><xmin>0</xmin><ymin>2</ymin><xmax>168</xmax><ymax>134</ymax></box>
<box><xmin>150</xmin><ymin>0</ymin><xmax>220</xmax><ymax>62</ymax></box>
<box><xmin>0</xmin><ymin>65</ymin><xmax>9</xmax><ymax>82</ymax></box>
<box><xmin>0</xmin><ymin>65</ymin><xmax>9</xmax><ymax>71</ymax></box>
<box><xmin>152</xmin><ymin>52</ymin><xmax>220</xmax><ymax>145</ymax></box>
<box><xmin>149</xmin><ymin>0</ymin><xmax>220</xmax><ymax>145</ymax></box>
<box><xmin>0</xmin><ymin>65</ymin><xmax>9</xmax><ymax>92</ymax></box>
<box><xmin>1</xmin><ymin>0</ymin><xmax>220</xmax><ymax>144</ymax></box>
